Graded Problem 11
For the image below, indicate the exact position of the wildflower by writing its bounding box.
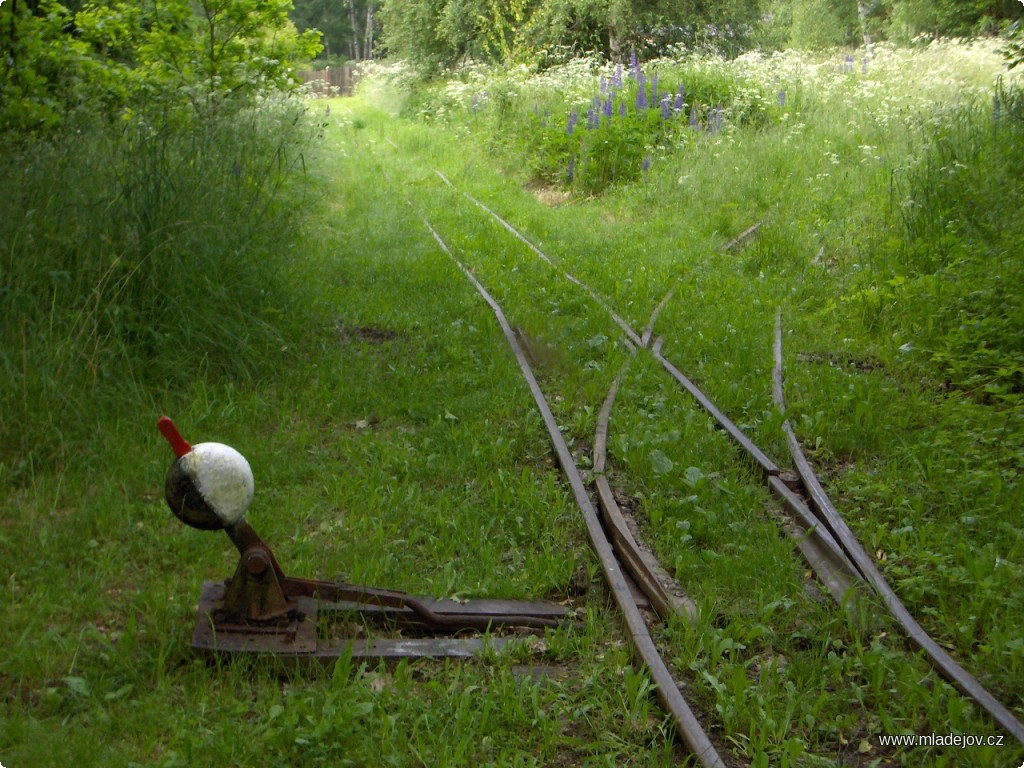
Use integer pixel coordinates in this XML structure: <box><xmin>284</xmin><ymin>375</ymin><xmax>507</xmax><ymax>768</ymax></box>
<box><xmin>471</xmin><ymin>94</ymin><xmax>479</xmax><ymax>113</ymax></box>
<box><xmin>619</xmin><ymin>101</ymin><xmax>627</xmax><ymax>118</ymax></box>
<box><xmin>689</xmin><ymin>105</ymin><xmax>698</xmax><ymax>129</ymax></box>
<box><xmin>660</xmin><ymin>96</ymin><xmax>671</xmax><ymax>121</ymax></box>
<box><xmin>613</xmin><ymin>63</ymin><xmax>623</xmax><ymax>88</ymax></box>
<box><xmin>651</xmin><ymin>73</ymin><xmax>659</xmax><ymax>105</ymax></box>
<box><xmin>567</xmin><ymin>108</ymin><xmax>578</xmax><ymax>135</ymax></box>
<box><xmin>600</xmin><ymin>76</ymin><xmax>607</xmax><ymax>94</ymax></box>
<box><xmin>603</xmin><ymin>95</ymin><xmax>613</xmax><ymax>119</ymax></box>
<box><xmin>674</xmin><ymin>85</ymin><xmax>685</xmax><ymax>112</ymax></box>
<box><xmin>642</xmin><ymin>152</ymin><xmax>651</xmax><ymax>172</ymax></box>
<box><xmin>778</xmin><ymin>90</ymin><xmax>786</xmax><ymax>107</ymax></box>
<box><xmin>636</xmin><ymin>72</ymin><xmax>648</xmax><ymax>111</ymax></box>
<box><xmin>630</xmin><ymin>50</ymin><xmax>638</xmax><ymax>78</ymax></box>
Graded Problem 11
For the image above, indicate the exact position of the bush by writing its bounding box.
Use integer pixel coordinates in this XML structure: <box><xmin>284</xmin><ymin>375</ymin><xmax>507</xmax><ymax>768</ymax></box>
<box><xmin>886</xmin><ymin>82</ymin><xmax>1024</xmax><ymax>402</ymax></box>
<box><xmin>0</xmin><ymin>97</ymin><xmax>321</xmax><ymax>484</ymax></box>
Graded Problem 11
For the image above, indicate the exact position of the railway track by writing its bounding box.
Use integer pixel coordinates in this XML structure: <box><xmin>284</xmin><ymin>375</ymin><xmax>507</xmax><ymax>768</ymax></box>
<box><xmin>370</xmin><ymin>149</ymin><xmax>1023</xmax><ymax>762</ymax></box>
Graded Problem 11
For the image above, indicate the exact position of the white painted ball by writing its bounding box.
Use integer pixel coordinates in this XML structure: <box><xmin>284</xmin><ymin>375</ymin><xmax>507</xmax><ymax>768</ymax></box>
<box><xmin>179</xmin><ymin>442</ymin><xmax>254</xmax><ymax>526</ymax></box>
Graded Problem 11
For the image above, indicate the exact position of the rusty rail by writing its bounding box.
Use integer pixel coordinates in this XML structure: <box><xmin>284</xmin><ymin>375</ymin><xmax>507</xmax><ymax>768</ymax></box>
<box><xmin>432</xmin><ymin>171</ymin><xmax>1023</xmax><ymax>745</ymax></box>
<box><xmin>414</xmin><ymin>210</ymin><xmax>727</xmax><ymax>768</ymax></box>
<box><xmin>593</xmin><ymin>357</ymin><xmax>699</xmax><ymax>623</ymax></box>
<box><xmin>773</xmin><ymin>309</ymin><xmax>1024</xmax><ymax>744</ymax></box>
<box><xmin>442</xmin><ymin>178</ymin><xmax>861</xmax><ymax>601</ymax></box>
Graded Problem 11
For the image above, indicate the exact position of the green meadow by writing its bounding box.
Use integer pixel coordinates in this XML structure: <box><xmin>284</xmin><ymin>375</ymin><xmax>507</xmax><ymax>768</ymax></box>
<box><xmin>2</xmin><ymin>31</ymin><xmax>1023</xmax><ymax>768</ymax></box>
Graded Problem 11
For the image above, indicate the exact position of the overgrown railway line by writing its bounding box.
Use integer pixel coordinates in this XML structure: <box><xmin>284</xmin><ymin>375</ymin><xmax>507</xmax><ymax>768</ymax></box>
<box><xmin>368</xmin><ymin>145</ymin><xmax>1024</xmax><ymax>762</ymax></box>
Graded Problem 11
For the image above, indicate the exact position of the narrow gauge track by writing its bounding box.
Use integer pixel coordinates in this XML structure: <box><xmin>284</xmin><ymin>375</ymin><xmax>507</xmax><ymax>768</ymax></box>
<box><xmin>427</xmin><ymin>173</ymin><xmax>1024</xmax><ymax>748</ymax></box>
<box><xmin>412</xmin><ymin>209</ymin><xmax>727</xmax><ymax>768</ymax></box>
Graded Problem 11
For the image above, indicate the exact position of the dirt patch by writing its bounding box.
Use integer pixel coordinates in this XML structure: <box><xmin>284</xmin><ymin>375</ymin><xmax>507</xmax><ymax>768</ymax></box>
<box><xmin>797</xmin><ymin>351</ymin><xmax>884</xmax><ymax>373</ymax></box>
<box><xmin>528</xmin><ymin>184</ymin><xmax>572</xmax><ymax>207</ymax></box>
<box><xmin>336</xmin><ymin>322</ymin><xmax>400</xmax><ymax>344</ymax></box>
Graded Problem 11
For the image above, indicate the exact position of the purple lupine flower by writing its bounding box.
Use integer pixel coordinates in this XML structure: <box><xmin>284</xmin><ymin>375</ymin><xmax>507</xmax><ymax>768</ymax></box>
<box><xmin>619</xmin><ymin>100</ymin><xmax>627</xmax><ymax>118</ymax></box>
<box><xmin>600</xmin><ymin>76</ymin><xmax>607</xmax><ymax>94</ymax></box>
<box><xmin>778</xmin><ymin>90</ymin><xmax>786</xmax><ymax>108</ymax></box>
<box><xmin>613</xmin><ymin>63</ymin><xmax>623</xmax><ymax>89</ymax></box>
<box><xmin>674</xmin><ymin>84</ymin><xmax>685</xmax><ymax>112</ymax></box>
<box><xmin>586</xmin><ymin>107</ymin><xmax>596</xmax><ymax>130</ymax></box>
<box><xmin>651</xmin><ymin>73</ymin><xmax>659</xmax><ymax>105</ymax></box>
<box><xmin>567</xmin><ymin>108</ymin><xmax>578</xmax><ymax>135</ymax></box>
<box><xmin>689</xmin><ymin>105</ymin><xmax>698</xmax><ymax>129</ymax></box>
<box><xmin>707</xmin><ymin>107</ymin><xmax>716</xmax><ymax>133</ymax></box>
<box><xmin>660</xmin><ymin>96</ymin><xmax>671</xmax><ymax>121</ymax></box>
<box><xmin>635</xmin><ymin>72</ymin><xmax>647</xmax><ymax>111</ymax></box>
<box><xmin>567</xmin><ymin>155</ymin><xmax>575</xmax><ymax>184</ymax></box>
<box><xmin>845</xmin><ymin>54</ymin><xmax>853</xmax><ymax>73</ymax></box>
<box><xmin>642</xmin><ymin>153</ymin><xmax>651</xmax><ymax>172</ymax></box>
<box><xmin>603</xmin><ymin>95</ymin><xmax>613</xmax><ymax>119</ymax></box>
<box><xmin>716</xmin><ymin>104</ymin><xmax>723</xmax><ymax>132</ymax></box>
<box><xmin>630</xmin><ymin>50</ymin><xmax>638</xmax><ymax>78</ymax></box>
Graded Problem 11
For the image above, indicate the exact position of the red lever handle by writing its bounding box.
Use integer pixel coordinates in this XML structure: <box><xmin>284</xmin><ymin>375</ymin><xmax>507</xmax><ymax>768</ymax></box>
<box><xmin>157</xmin><ymin>416</ymin><xmax>193</xmax><ymax>458</ymax></box>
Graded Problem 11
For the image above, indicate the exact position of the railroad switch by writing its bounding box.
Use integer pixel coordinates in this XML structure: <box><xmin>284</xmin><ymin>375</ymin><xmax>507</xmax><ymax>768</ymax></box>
<box><xmin>158</xmin><ymin>417</ymin><xmax>569</xmax><ymax>662</ymax></box>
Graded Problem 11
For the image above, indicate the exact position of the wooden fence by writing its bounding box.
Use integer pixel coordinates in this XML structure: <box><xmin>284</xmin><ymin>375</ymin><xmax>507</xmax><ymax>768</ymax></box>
<box><xmin>297</xmin><ymin>66</ymin><xmax>358</xmax><ymax>97</ymax></box>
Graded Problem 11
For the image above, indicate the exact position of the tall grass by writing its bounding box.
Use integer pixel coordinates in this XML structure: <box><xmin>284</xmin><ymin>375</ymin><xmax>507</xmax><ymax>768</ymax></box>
<box><xmin>886</xmin><ymin>81</ymin><xmax>1024</xmax><ymax>402</ymax></box>
<box><xmin>0</xmin><ymin>96</ymin><xmax>321</xmax><ymax>485</ymax></box>
<box><xmin>349</xmin><ymin>42</ymin><xmax>1024</xmax><ymax>762</ymax></box>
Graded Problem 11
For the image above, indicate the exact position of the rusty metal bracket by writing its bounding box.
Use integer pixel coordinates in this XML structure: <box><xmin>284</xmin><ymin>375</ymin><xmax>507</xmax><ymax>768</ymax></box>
<box><xmin>158</xmin><ymin>417</ymin><xmax>568</xmax><ymax>661</ymax></box>
<box><xmin>187</xmin><ymin>520</ymin><xmax>569</xmax><ymax>661</ymax></box>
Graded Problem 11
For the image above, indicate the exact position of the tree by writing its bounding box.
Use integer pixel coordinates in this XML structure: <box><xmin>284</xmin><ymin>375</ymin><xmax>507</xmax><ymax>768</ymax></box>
<box><xmin>787</xmin><ymin>0</ymin><xmax>861</xmax><ymax>48</ymax></box>
<box><xmin>884</xmin><ymin>0</ymin><xmax>1021</xmax><ymax>41</ymax></box>
<box><xmin>377</xmin><ymin>0</ymin><xmax>461</xmax><ymax>70</ymax></box>
<box><xmin>135</xmin><ymin>0</ymin><xmax>321</xmax><ymax>115</ymax></box>
<box><xmin>1005</xmin><ymin>20</ymin><xmax>1024</xmax><ymax>69</ymax></box>
<box><xmin>378</xmin><ymin>0</ymin><xmax>764</xmax><ymax>72</ymax></box>
<box><xmin>290</xmin><ymin>0</ymin><xmax>379</xmax><ymax>63</ymax></box>
<box><xmin>0</xmin><ymin>0</ymin><xmax>92</xmax><ymax>130</ymax></box>
<box><xmin>0</xmin><ymin>0</ymin><xmax>321</xmax><ymax>131</ymax></box>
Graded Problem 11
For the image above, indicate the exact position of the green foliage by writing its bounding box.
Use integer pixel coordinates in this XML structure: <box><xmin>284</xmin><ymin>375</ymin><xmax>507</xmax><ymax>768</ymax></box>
<box><xmin>377</xmin><ymin>0</ymin><xmax>460</xmax><ymax>73</ymax></box>
<box><xmin>0</xmin><ymin>0</ymin><xmax>93</xmax><ymax>131</ymax></box>
<box><xmin>887</xmin><ymin>83</ymin><xmax>1024</xmax><ymax>403</ymax></box>
<box><xmin>0</xmin><ymin>0</ymin><xmax>322</xmax><ymax>131</ymax></box>
<box><xmin>0</xmin><ymin>0</ymin><xmax>325</xmax><ymax>482</ymax></box>
<box><xmin>378</xmin><ymin>0</ymin><xmax>765</xmax><ymax>74</ymax></box>
<box><xmin>129</xmin><ymin>0</ymin><xmax>322</xmax><ymax>117</ymax></box>
<box><xmin>0</xmin><ymin>98</ymin><xmax>321</xmax><ymax>483</ymax></box>
<box><xmin>4</xmin><ymin>39</ymin><xmax>1024</xmax><ymax>767</ymax></box>
<box><xmin>786</xmin><ymin>0</ymin><xmax>862</xmax><ymax>49</ymax></box>
<box><xmin>1005</xmin><ymin>20</ymin><xmax>1024</xmax><ymax>69</ymax></box>
<box><xmin>885</xmin><ymin>0</ymin><xmax>1021</xmax><ymax>42</ymax></box>
<box><xmin>395</xmin><ymin>54</ymin><xmax>779</xmax><ymax>195</ymax></box>
<box><xmin>289</xmin><ymin>0</ymin><xmax>378</xmax><ymax>61</ymax></box>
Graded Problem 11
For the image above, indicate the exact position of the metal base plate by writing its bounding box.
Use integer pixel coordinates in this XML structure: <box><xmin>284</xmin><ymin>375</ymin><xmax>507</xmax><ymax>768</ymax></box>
<box><xmin>192</xmin><ymin>581</ymin><xmax>565</xmax><ymax>661</ymax></box>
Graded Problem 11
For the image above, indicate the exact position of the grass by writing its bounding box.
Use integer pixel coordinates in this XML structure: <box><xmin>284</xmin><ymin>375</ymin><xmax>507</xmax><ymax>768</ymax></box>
<box><xmin>3</xmin><ymin>39</ymin><xmax>1024</xmax><ymax>767</ymax></box>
